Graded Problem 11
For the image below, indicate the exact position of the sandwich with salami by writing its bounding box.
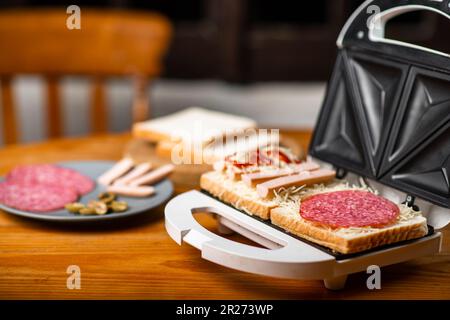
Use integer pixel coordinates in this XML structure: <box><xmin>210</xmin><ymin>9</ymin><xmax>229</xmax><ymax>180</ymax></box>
<box><xmin>200</xmin><ymin>146</ymin><xmax>428</xmax><ymax>254</ymax></box>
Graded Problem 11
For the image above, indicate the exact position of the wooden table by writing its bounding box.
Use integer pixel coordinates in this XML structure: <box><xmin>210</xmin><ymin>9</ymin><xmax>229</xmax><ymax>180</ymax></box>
<box><xmin>0</xmin><ymin>132</ymin><xmax>449</xmax><ymax>299</ymax></box>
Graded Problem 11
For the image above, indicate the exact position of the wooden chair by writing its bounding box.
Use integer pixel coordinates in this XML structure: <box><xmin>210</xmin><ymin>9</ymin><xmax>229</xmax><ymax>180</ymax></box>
<box><xmin>0</xmin><ymin>9</ymin><xmax>172</xmax><ymax>145</ymax></box>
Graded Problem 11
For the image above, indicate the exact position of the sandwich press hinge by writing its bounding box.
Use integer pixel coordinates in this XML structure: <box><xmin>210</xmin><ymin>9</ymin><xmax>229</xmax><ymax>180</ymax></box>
<box><xmin>403</xmin><ymin>194</ymin><xmax>420</xmax><ymax>211</ymax></box>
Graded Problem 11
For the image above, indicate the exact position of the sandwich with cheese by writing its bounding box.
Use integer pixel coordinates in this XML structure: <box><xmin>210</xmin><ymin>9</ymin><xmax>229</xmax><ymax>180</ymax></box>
<box><xmin>200</xmin><ymin>147</ymin><xmax>428</xmax><ymax>254</ymax></box>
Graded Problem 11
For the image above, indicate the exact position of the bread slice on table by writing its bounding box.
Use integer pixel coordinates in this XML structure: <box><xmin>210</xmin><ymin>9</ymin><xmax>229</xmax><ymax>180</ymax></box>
<box><xmin>133</xmin><ymin>107</ymin><xmax>256</xmax><ymax>145</ymax></box>
<box><xmin>200</xmin><ymin>171</ymin><xmax>277</xmax><ymax>220</ymax></box>
<box><xmin>270</xmin><ymin>194</ymin><xmax>428</xmax><ymax>254</ymax></box>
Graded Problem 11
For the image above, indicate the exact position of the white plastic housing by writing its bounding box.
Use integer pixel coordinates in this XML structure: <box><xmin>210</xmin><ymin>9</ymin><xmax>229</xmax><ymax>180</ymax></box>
<box><xmin>165</xmin><ymin>190</ymin><xmax>442</xmax><ymax>290</ymax></box>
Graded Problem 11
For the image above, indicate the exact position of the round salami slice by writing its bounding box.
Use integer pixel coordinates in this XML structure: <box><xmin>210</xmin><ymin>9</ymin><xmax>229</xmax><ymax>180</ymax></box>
<box><xmin>300</xmin><ymin>190</ymin><xmax>400</xmax><ymax>228</ymax></box>
<box><xmin>0</xmin><ymin>181</ymin><xmax>78</xmax><ymax>212</ymax></box>
<box><xmin>6</xmin><ymin>164</ymin><xmax>94</xmax><ymax>195</ymax></box>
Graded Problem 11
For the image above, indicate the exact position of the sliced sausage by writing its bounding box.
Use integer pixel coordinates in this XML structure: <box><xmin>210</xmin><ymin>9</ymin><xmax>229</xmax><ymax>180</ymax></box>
<box><xmin>107</xmin><ymin>185</ymin><xmax>155</xmax><ymax>197</ymax></box>
<box><xmin>0</xmin><ymin>181</ymin><xmax>78</xmax><ymax>212</ymax></box>
<box><xmin>97</xmin><ymin>158</ymin><xmax>134</xmax><ymax>186</ymax></box>
<box><xmin>113</xmin><ymin>162</ymin><xmax>152</xmax><ymax>186</ymax></box>
<box><xmin>300</xmin><ymin>190</ymin><xmax>400</xmax><ymax>228</ymax></box>
<box><xmin>128</xmin><ymin>164</ymin><xmax>175</xmax><ymax>186</ymax></box>
<box><xmin>256</xmin><ymin>169</ymin><xmax>336</xmax><ymax>198</ymax></box>
<box><xmin>242</xmin><ymin>162</ymin><xmax>320</xmax><ymax>186</ymax></box>
<box><xmin>6</xmin><ymin>164</ymin><xmax>94</xmax><ymax>195</ymax></box>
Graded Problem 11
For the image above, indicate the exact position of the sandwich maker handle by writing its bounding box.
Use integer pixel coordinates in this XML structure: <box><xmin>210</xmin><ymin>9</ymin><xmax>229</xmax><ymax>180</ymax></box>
<box><xmin>164</xmin><ymin>190</ymin><xmax>336</xmax><ymax>280</ymax></box>
<box><xmin>337</xmin><ymin>0</ymin><xmax>450</xmax><ymax>57</ymax></box>
<box><xmin>164</xmin><ymin>190</ymin><xmax>443</xmax><ymax>289</ymax></box>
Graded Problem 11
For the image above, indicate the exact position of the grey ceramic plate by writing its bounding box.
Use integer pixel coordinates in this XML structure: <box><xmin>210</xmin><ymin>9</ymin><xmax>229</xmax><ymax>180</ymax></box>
<box><xmin>0</xmin><ymin>161</ymin><xmax>173</xmax><ymax>222</ymax></box>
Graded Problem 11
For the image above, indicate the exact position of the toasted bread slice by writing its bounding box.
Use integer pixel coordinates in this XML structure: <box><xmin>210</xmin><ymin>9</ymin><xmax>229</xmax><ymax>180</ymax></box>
<box><xmin>200</xmin><ymin>171</ymin><xmax>276</xmax><ymax>219</ymax></box>
<box><xmin>200</xmin><ymin>170</ymin><xmax>428</xmax><ymax>254</ymax></box>
<box><xmin>270</xmin><ymin>205</ymin><xmax>428</xmax><ymax>254</ymax></box>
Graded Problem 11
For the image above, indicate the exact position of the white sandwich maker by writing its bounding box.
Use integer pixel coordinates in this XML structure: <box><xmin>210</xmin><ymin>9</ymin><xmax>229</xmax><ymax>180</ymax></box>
<box><xmin>164</xmin><ymin>0</ymin><xmax>450</xmax><ymax>290</ymax></box>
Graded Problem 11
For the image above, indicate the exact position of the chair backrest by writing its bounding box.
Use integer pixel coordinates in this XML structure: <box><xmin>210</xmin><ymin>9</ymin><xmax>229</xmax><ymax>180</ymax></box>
<box><xmin>0</xmin><ymin>9</ymin><xmax>172</xmax><ymax>144</ymax></box>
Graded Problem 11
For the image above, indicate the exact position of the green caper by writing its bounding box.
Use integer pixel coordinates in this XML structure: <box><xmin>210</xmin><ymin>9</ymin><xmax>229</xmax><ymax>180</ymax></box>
<box><xmin>98</xmin><ymin>192</ymin><xmax>116</xmax><ymax>204</ymax></box>
<box><xmin>65</xmin><ymin>192</ymin><xmax>127</xmax><ymax>215</ymax></box>
<box><xmin>110</xmin><ymin>201</ymin><xmax>128</xmax><ymax>212</ymax></box>
<box><xmin>78</xmin><ymin>207</ymin><xmax>97</xmax><ymax>215</ymax></box>
<box><xmin>87</xmin><ymin>200</ymin><xmax>108</xmax><ymax>215</ymax></box>
<box><xmin>95</xmin><ymin>203</ymin><xmax>108</xmax><ymax>215</ymax></box>
<box><xmin>65</xmin><ymin>202</ymin><xmax>85</xmax><ymax>213</ymax></box>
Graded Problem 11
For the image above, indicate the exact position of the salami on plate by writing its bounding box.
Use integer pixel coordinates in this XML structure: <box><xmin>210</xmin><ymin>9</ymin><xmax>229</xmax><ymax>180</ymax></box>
<box><xmin>0</xmin><ymin>181</ymin><xmax>78</xmax><ymax>212</ymax></box>
<box><xmin>6</xmin><ymin>164</ymin><xmax>94</xmax><ymax>195</ymax></box>
<box><xmin>300</xmin><ymin>190</ymin><xmax>400</xmax><ymax>228</ymax></box>
<box><xmin>0</xmin><ymin>164</ymin><xmax>95</xmax><ymax>213</ymax></box>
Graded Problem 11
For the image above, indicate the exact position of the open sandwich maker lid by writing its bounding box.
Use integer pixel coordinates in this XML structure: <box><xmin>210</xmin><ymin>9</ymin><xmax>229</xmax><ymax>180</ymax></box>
<box><xmin>309</xmin><ymin>0</ymin><xmax>450</xmax><ymax>208</ymax></box>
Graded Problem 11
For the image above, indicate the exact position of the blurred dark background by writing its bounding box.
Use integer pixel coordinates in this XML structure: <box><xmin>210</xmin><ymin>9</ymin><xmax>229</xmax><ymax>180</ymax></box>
<box><xmin>1</xmin><ymin>0</ymin><xmax>449</xmax><ymax>145</ymax></box>
<box><xmin>2</xmin><ymin>0</ymin><xmax>449</xmax><ymax>82</ymax></box>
